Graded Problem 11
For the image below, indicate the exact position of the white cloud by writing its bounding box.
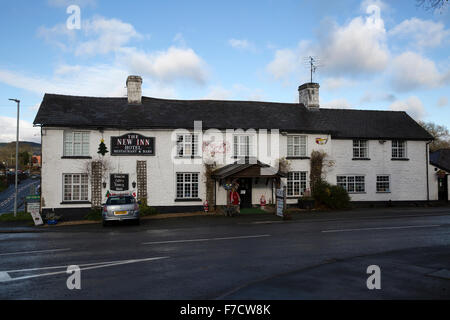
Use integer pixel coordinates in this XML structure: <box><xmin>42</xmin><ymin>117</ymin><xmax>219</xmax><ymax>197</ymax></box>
<box><xmin>0</xmin><ymin>117</ymin><xmax>40</xmax><ymax>143</ymax></box>
<box><xmin>75</xmin><ymin>16</ymin><xmax>142</xmax><ymax>56</ymax></box>
<box><xmin>203</xmin><ymin>86</ymin><xmax>233</xmax><ymax>100</ymax></box>
<box><xmin>388</xmin><ymin>96</ymin><xmax>426</xmax><ymax>120</ymax></box>
<box><xmin>322</xmin><ymin>98</ymin><xmax>352</xmax><ymax>109</ymax></box>
<box><xmin>228</xmin><ymin>39</ymin><xmax>254</xmax><ymax>51</ymax></box>
<box><xmin>437</xmin><ymin>96</ymin><xmax>448</xmax><ymax>107</ymax></box>
<box><xmin>389</xmin><ymin>18</ymin><xmax>450</xmax><ymax>48</ymax></box>
<box><xmin>267</xmin><ymin>6</ymin><xmax>389</xmax><ymax>82</ymax></box>
<box><xmin>119</xmin><ymin>46</ymin><xmax>208</xmax><ymax>84</ymax></box>
<box><xmin>323</xmin><ymin>77</ymin><xmax>356</xmax><ymax>90</ymax></box>
<box><xmin>318</xmin><ymin>5</ymin><xmax>389</xmax><ymax>76</ymax></box>
<box><xmin>359</xmin><ymin>92</ymin><xmax>396</xmax><ymax>104</ymax></box>
<box><xmin>391</xmin><ymin>51</ymin><xmax>449</xmax><ymax>91</ymax></box>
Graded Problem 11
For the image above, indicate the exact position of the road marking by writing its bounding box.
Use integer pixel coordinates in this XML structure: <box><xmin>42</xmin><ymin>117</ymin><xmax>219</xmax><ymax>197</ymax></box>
<box><xmin>0</xmin><ymin>248</ymin><xmax>71</xmax><ymax>257</ymax></box>
<box><xmin>0</xmin><ymin>256</ymin><xmax>168</xmax><ymax>283</ymax></box>
<box><xmin>322</xmin><ymin>224</ymin><xmax>441</xmax><ymax>233</ymax></box>
<box><xmin>142</xmin><ymin>234</ymin><xmax>271</xmax><ymax>245</ymax></box>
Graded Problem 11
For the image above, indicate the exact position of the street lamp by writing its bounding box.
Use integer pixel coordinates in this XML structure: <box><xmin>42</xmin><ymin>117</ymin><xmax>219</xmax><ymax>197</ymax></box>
<box><xmin>9</xmin><ymin>99</ymin><xmax>20</xmax><ymax>217</ymax></box>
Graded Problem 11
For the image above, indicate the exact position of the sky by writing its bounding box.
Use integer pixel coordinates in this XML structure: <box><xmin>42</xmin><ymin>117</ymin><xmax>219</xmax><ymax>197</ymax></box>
<box><xmin>0</xmin><ymin>0</ymin><xmax>449</xmax><ymax>143</ymax></box>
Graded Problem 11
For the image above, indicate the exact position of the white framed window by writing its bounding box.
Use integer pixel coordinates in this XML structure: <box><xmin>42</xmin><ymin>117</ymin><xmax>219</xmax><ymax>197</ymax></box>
<box><xmin>176</xmin><ymin>173</ymin><xmax>199</xmax><ymax>199</ymax></box>
<box><xmin>353</xmin><ymin>140</ymin><xmax>368</xmax><ymax>158</ymax></box>
<box><xmin>287</xmin><ymin>135</ymin><xmax>307</xmax><ymax>157</ymax></box>
<box><xmin>177</xmin><ymin>134</ymin><xmax>199</xmax><ymax>157</ymax></box>
<box><xmin>287</xmin><ymin>171</ymin><xmax>308</xmax><ymax>197</ymax></box>
<box><xmin>392</xmin><ymin>140</ymin><xmax>407</xmax><ymax>159</ymax></box>
<box><xmin>64</xmin><ymin>131</ymin><xmax>90</xmax><ymax>156</ymax></box>
<box><xmin>63</xmin><ymin>174</ymin><xmax>89</xmax><ymax>202</ymax></box>
<box><xmin>233</xmin><ymin>135</ymin><xmax>253</xmax><ymax>157</ymax></box>
<box><xmin>337</xmin><ymin>175</ymin><xmax>365</xmax><ymax>193</ymax></box>
<box><xmin>376</xmin><ymin>175</ymin><xmax>390</xmax><ymax>193</ymax></box>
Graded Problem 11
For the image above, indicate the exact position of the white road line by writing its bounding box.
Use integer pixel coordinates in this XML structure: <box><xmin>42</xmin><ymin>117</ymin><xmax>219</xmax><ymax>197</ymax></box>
<box><xmin>322</xmin><ymin>224</ymin><xmax>441</xmax><ymax>233</ymax></box>
<box><xmin>0</xmin><ymin>256</ymin><xmax>168</xmax><ymax>283</ymax></box>
<box><xmin>0</xmin><ymin>248</ymin><xmax>71</xmax><ymax>257</ymax></box>
<box><xmin>142</xmin><ymin>234</ymin><xmax>271</xmax><ymax>245</ymax></box>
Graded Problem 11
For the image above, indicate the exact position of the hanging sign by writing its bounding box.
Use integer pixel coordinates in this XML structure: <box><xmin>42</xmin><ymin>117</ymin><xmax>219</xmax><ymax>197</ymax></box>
<box><xmin>316</xmin><ymin>138</ymin><xmax>328</xmax><ymax>145</ymax></box>
<box><xmin>110</xmin><ymin>174</ymin><xmax>129</xmax><ymax>191</ymax></box>
<box><xmin>111</xmin><ymin>133</ymin><xmax>155</xmax><ymax>156</ymax></box>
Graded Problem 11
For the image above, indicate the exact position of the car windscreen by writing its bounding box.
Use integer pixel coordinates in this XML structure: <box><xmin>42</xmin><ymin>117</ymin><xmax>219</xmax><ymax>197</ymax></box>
<box><xmin>106</xmin><ymin>196</ymin><xmax>135</xmax><ymax>205</ymax></box>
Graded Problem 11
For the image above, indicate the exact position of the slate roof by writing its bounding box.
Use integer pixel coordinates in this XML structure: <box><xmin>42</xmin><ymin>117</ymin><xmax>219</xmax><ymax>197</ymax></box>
<box><xmin>430</xmin><ymin>149</ymin><xmax>450</xmax><ymax>172</ymax></box>
<box><xmin>212</xmin><ymin>160</ymin><xmax>285</xmax><ymax>179</ymax></box>
<box><xmin>33</xmin><ymin>94</ymin><xmax>433</xmax><ymax>140</ymax></box>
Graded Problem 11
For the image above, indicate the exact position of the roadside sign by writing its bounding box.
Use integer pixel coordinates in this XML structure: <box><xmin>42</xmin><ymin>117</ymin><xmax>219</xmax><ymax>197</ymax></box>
<box><xmin>27</xmin><ymin>202</ymin><xmax>43</xmax><ymax>226</ymax></box>
<box><xmin>276</xmin><ymin>188</ymin><xmax>285</xmax><ymax>218</ymax></box>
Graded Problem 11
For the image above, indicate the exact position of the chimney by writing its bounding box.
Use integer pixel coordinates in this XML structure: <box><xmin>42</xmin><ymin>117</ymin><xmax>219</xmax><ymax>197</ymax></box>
<box><xmin>126</xmin><ymin>75</ymin><xmax>143</xmax><ymax>104</ymax></box>
<box><xmin>298</xmin><ymin>82</ymin><xmax>320</xmax><ymax>110</ymax></box>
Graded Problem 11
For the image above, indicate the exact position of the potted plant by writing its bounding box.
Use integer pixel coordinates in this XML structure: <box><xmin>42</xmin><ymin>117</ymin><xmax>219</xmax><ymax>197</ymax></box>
<box><xmin>45</xmin><ymin>211</ymin><xmax>61</xmax><ymax>225</ymax></box>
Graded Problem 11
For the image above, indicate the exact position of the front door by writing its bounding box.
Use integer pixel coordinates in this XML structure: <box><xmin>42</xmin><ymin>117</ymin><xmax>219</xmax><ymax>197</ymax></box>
<box><xmin>438</xmin><ymin>176</ymin><xmax>448</xmax><ymax>201</ymax></box>
<box><xmin>237</xmin><ymin>178</ymin><xmax>252</xmax><ymax>208</ymax></box>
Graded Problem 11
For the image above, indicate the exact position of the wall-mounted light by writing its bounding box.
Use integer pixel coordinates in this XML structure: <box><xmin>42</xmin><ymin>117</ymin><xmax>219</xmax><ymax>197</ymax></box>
<box><xmin>102</xmin><ymin>182</ymin><xmax>107</xmax><ymax>188</ymax></box>
<box><xmin>132</xmin><ymin>181</ymin><xmax>136</xmax><ymax>189</ymax></box>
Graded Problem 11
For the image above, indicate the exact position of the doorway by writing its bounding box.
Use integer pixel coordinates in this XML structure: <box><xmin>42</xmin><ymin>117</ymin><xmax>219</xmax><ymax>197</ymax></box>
<box><xmin>237</xmin><ymin>178</ymin><xmax>252</xmax><ymax>208</ymax></box>
<box><xmin>438</xmin><ymin>176</ymin><xmax>448</xmax><ymax>201</ymax></box>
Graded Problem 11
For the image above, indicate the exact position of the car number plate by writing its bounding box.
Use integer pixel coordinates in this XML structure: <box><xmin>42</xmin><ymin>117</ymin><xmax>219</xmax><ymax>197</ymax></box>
<box><xmin>114</xmin><ymin>211</ymin><xmax>127</xmax><ymax>215</ymax></box>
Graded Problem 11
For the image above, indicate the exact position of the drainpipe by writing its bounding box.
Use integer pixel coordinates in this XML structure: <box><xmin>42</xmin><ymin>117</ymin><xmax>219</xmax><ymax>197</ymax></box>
<box><xmin>426</xmin><ymin>140</ymin><xmax>432</xmax><ymax>202</ymax></box>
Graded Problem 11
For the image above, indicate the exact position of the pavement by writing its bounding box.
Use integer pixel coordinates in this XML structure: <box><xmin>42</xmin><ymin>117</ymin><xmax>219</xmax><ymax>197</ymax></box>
<box><xmin>0</xmin><ymin>178</ymin><xmax>39</xmax><ymax>215</ymax></box>
<box><xmin>0</xmin><ymin>206</ymin><xmax>449</xmax><ymax>299</ymax></box>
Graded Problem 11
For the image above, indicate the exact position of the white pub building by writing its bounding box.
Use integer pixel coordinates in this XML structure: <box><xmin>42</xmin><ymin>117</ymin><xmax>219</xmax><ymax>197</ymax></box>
<box><xmin>34</xmin><ymin>76</ymin><xmax>436</xmax><ymax>220</ymax></box>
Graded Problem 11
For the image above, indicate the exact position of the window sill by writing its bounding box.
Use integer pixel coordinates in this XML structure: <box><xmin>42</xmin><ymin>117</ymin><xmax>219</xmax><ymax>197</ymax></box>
<box><xmin>286</xmin><ymin>157</ymin><xmax>310</xmax><ymax>160</ymax></box>
<box><xmin>175</xmin><ymin>198</ymin><xmax>202</xmax><ymax>202</ymax></box>
<box><xmin>287</xmin><ymin>196</ymin><xmax>301</xmax><ymax>199</ymax></box>
<box><xmin>60</xmin><ymin>201</ymin><xmax>91</xmax><ymax>205</ymax></box>
<box><xmin>175</xmin><ymin>156</ymin><xmax>202</xmax><ymax>159</ymax></box>
<box><xmin>352</xmin><ymin>158</ymin><xmax>371</xmax><ymax>161</ymax></box>
<box><xmin>391</xmin><ymin>158</ymin><xmax>409</xmax><ymax>161</ymax></box>
<box><xmin>348</xmin><ymin>192</ymin><xmax>366</xmax><ymax>194</ymax></box>
<box><xmin>376</xmin><ymin>191</ymin><xmax>391</xmax><ymax>194</ymax></box>
<box><xmin>61</xmin><ymin>156</ymin><xmax>92</xmax><ymax>159</ymax></box>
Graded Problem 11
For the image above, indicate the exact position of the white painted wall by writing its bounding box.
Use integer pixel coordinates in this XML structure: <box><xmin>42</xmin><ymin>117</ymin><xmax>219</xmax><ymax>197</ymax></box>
<box><xmin>41</xmin><ymin>127</ymin><xmax>431</xmax><ymax>211</ymax></box>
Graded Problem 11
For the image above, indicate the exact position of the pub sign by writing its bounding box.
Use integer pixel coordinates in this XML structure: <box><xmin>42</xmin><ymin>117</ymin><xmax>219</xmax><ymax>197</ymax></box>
<box><xmin>111</xmin><ymin>133</ymin><xmax>155</xmax><ymax>156</ymax></box>
<box><xmin>110</xmin><ymin>174</ymin><xmax>129</xmax><ymax>191</ymax></box>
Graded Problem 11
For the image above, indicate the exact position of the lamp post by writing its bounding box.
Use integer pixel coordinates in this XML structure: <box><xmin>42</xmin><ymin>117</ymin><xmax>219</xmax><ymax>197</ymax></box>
<box><xmin>9</xmin><ymin>99</ymin><xmax>20</xmax><ymax>217</ymax></box>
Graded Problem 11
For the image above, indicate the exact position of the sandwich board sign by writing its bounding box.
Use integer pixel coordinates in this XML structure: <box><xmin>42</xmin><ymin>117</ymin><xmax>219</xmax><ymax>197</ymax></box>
<box><xmin>276</xmin><ymin>188</ymin><xmax>285</xmax><ymax>218</ymax></box>
<box><xmin>26</xmin><ymin>195</ymin><xmax>43</xmax><ymax>226</ymax></box>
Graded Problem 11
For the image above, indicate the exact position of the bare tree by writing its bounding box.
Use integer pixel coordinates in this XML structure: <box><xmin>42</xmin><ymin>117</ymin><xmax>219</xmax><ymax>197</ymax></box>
<box><xmin>417</xmin><ymin>0</ymin><xmax>448</xmax><ymax>11</ymax></box>
<box><xmin>418</xmin><ymin>121</ymin><xmax>450</xmax><ymax>152</ymax></box>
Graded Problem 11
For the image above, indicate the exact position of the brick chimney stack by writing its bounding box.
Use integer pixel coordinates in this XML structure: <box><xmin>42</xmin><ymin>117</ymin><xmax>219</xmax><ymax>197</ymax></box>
<box><xmin>126</xmin><ymin>75</ymin><xmax>143</xmax><ymax>105</ymax></box>
<box><xmin>298</xmin><ymin>83</ymin><xmax>320</xmax><ymax>110</ymax></box>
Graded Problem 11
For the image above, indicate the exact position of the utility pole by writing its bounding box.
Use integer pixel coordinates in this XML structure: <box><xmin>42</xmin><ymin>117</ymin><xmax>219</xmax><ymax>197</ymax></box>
<box><xmin>9</xmin><ymin>99</ymin><xmax>20</xmax><ymax>217</ymax></box>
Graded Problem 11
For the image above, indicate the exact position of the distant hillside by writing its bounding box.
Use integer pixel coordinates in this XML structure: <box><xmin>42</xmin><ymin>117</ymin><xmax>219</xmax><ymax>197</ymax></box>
<box><xmin>0</xmin><ymin>141</ymin><xmax>41</xmax><ymax>156</ymax></box>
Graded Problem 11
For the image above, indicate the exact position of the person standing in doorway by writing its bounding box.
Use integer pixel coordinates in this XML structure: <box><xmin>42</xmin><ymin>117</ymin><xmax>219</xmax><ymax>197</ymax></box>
<box><xmin>230</xmin><ymin>186</ymin><xmax>241</xmax><ymax>214</ymax></box>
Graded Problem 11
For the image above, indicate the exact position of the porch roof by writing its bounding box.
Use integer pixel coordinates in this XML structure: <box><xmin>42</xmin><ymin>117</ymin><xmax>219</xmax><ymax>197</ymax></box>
<box><xmin>212</xmin><ymin>160</ymin><xmax>286</xmax><ymax>179</ymax></box>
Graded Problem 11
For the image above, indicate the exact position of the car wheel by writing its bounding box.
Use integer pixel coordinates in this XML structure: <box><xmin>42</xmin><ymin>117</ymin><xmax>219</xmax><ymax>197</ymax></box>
<box><xmin>102</xmin><ymin>220</ymin><xmax>108</xmax><ymax>227</ymax></box>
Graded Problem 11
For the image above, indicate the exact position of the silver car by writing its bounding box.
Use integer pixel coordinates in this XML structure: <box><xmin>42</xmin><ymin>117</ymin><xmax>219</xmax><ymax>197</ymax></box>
<box><xmin>102</xmin><ymin>195</ymin><xmax>140</xmax><ymax>226</ymax></box>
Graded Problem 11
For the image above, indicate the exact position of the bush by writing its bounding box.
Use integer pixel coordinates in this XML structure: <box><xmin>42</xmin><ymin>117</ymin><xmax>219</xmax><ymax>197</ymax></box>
<box><xmin>312</xmin><ymin>179</ymin><xmax>350</xmax><ymax>210</ymax></box>
<box><xmin>85</xmin><ymin>208</ymin><xmax>102</xmax><ymax>221</ymax></box>
<box><xmin>139</xmin><ymin>199</ymin><xmax>158</xmax><ymax>216</ymax></box>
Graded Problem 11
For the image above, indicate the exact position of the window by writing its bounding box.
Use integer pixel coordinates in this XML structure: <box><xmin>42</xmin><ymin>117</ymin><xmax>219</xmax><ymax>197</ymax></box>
<box><xmin>233</xmin><ymin>135</ymin><xmax>253</xmax><ymax>157</ymax></box>
<box><xmin>353</xmin><ymin>140</ymin><xmax>368</xmax><ymax>158</ymax></box>
<box><xmin>392</xmin><ymin>140</ymin><xmax>407</xmax><ymax>159</ymax></box>
<box><xmin>177</xmin><ymin>134</ymin><xmax>199</xmax><ymax>157</ymax></box>
<box><xmin>63</xmin><ymin>174</ymin><xmax>88</xmax><ymax>202</ymax></box>
<box><xmin>176</xmin><ymin>173</ymin><xmax>199</xmax><ymax>199</ymax></box>
<box><xmin>376</xmin><ymin>175</ymin><xmax>390</xmax><ymax>193</ymax></box>
<box><xmin>287</xmin><ymin>135</ymin><xmax>307</xmax><ymax>157</ymax></box>
<box><xmin>287</xmin><ymin>172</ymin><xmax>308</xmax><ymax>197</ymax></box>
<box><xmin>337</xmin><ymin>175</ymin><xmax>365</xmax><ymax>193</ymax></box>
<box><xmin>64</xmin><ymin>131</ymin><xmax>90</xmax><ymax>156</ymax></box>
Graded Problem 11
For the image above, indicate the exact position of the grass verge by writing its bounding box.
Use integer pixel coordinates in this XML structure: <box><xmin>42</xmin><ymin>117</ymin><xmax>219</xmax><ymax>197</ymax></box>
<box><xmin>0</xmin><ymin>211</ymin><xmax>33</xmax><ymax>222</ymax></box>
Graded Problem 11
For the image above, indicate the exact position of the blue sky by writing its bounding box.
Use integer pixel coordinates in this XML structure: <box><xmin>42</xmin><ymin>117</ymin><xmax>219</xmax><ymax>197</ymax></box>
<box><xmin>0</xmin><ymin>0</ymin><xmax>449</xmax><ymax>142</ymax></box>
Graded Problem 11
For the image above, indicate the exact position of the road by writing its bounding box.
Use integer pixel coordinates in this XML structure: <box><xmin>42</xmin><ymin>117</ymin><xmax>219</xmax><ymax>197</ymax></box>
<box><xmin>0</xmin><ymin>207</ymin><xmax>449</xmax><ymax>299</ymax></box>
<box><xmin>0</xmin><ymin>178</ymin><xmax>39</xmax><ymax>214</ymax></box>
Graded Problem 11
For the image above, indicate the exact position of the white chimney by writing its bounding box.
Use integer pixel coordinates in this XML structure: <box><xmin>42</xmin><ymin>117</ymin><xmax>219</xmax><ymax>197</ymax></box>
<box><xmin>126</xmin><ymin>75</ymin><xmax>143</xmax><ymax>104</ymax></box>
<box><xmin>298</xmin><ymin>83</ymin><xmax>320</xmax><ymax>110</ymax></box>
